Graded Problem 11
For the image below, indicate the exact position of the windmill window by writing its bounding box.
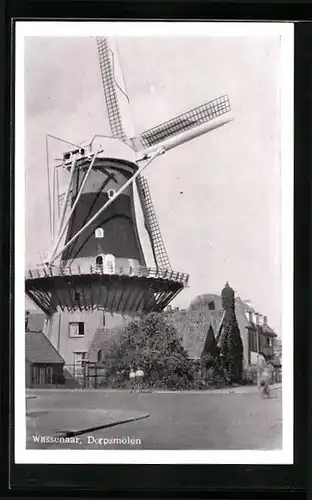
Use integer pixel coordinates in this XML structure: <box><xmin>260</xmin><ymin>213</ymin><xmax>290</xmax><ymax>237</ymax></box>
<box><xmin>208</xmin><ymin>301</ymin><xmax>215</xmax><ymax>310</ymax></box>
<box><xmin>97</xmin><ymin>350</ymin><xmax>102</xmax><ymax>363</ymax></box>
<box><xmin>96</xmin><ymin>255</ymin><xmax>103</xmax><ymax>266</ymax></box>
<box><xmin>108</xmin><ymin>188</ymin><xmax>116</xmax><ymax>199</ymax></box>
<box><xmin>95</xmin><ymin>228</ymin><xmax>104</xmax><ymax>239</ymax></box>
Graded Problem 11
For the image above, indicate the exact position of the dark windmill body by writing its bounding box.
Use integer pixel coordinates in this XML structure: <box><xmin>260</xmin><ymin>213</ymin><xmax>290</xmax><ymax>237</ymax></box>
<box><xmin>25</xmin><ymin>37</ymin><xmax>233</xmax><ymax>370</ymax></box>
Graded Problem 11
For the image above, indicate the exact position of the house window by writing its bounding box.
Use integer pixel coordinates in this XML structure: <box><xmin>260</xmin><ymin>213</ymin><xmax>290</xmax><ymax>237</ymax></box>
<box><xmin>102</xmin><ymin>312</ymin><xmax>105</xmax><ymax>326</ymax></box>
<box><xmin>266</xmin><ymin>337</ymin><xmax>272</xmax><ymax>347</ymax></box>
<box><xmin>97</xmin><ymin>350</ymin><xmax>102</xmax><ymax>363</ymax></box>
<box><xmin>69</xmin><ymin>322</ymin><xmax>85</xmax><ymax>337</ymax></box>
<box><xmin>249</xmin><ymin>329</ymin><xmax>258</xmax><ymax>352</ymax></box>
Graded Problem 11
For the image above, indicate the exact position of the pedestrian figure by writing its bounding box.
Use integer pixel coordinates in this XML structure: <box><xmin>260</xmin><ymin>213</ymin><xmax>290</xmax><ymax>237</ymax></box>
<box><xmin>135</xmin><ymin>366</ymin><xmax>144</xmax><ymax>392</ymax></box>
<box><xmin>129</xmin><ymin>367</ymin><xmax>136</xmax><ymax>392</ymax></box>
<box><xmin>258</xmin><ymin>362</ymin><xmax>273</xmax><ymax>398</ymax></box>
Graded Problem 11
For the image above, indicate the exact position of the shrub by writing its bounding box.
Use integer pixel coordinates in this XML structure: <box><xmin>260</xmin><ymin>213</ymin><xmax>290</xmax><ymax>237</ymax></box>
<box><xmin>102</xmin><ymin>312</ymin><xmax>194</xmax><ymax>390</ymax></box>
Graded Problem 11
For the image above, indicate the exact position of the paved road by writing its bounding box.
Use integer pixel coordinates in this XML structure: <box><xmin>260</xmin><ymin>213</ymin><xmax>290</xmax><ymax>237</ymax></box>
<box><xmin>26</xmin><ymin>388</ymin><xmax>282</xmax><ymax>450</ymax></box>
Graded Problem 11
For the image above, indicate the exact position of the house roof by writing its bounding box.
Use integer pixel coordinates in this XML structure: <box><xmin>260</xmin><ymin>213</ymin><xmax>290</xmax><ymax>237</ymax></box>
<box><xmin>88</xmin><ymin>327</ymin><xmax>122</xmax><ymax>362</ymax></box>
<box><xmin>26</xmin><ymin>312</ymin><xmax>46</xmax><ymax>332</ymax></box>
<box><xmin>169</xmin><ymin>308</ymin><xmax>223</xmax><ymax>359</ymax></box>
<box><xmin>261</xmin><ymin>324</ymin><xmax>277</xmax><ymax>337</ymax></box>
<box><xmin>26</xmin><ymin>331</ymin><xmax>64</xmax><ymax>364</ymax></box>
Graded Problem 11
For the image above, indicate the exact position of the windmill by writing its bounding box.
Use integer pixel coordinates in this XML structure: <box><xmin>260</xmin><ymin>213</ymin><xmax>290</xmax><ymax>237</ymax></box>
<box><xmin>25</xmin><ymin>37</ymin><xmax>233</xmax><ymax>371</ymax></box>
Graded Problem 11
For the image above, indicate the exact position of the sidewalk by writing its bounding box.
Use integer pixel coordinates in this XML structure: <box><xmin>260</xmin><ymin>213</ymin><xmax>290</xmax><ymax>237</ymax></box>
<box><xmin>27</xmin><ymin>383</ymin><xmax>282</xmax><ymax>396</ymax></box>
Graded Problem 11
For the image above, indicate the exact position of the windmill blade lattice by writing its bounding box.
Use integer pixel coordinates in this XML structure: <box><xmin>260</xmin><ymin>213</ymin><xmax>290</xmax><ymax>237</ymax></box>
<box><xmin>96</xmin><ymin>37</ymin><xmax>172</xmax><ymax>272</ymax></box>
<box><xmin>136</xmin><ymin>175</ymin><xmax>171</xmax><ymax>270</ymax></box>
<box><xmin>96</xmin><ymin>37</ymin><xmax>127</xmax><ymax>141</ymax></box>
<box><xmin>139</xmin><ymin>94</ymin><xmax>231</xmax><ymax>148</ymax></box>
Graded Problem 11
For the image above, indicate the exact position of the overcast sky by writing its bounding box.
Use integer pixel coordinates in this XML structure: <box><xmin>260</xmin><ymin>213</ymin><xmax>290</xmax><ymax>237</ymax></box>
<box><xmin>24</xmin><ymin>34</ymin><xmax>282</xmax><ymax>332</ymax></box>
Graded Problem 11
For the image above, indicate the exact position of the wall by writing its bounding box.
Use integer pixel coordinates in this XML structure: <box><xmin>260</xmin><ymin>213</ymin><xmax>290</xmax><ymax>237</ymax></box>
<box><xmin>25</xmin><ymin>360</ymin><xmax>32</xmax><ymax>388</ymax></box>
<box><xmin>61</xmin><ymin>158</ymin><xmax>147</xmax><ymax>267</ymax></box>
<box><xmin>44</xmin><ymin>307</ymin><xmax>134</xmax><ymax>365</ymax></box>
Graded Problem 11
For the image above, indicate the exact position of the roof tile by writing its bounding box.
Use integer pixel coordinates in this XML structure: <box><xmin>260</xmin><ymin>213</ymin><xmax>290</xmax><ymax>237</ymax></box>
<box><xmin>26</xmin><ymin>331</ymin><xmax>64</xmax><ymax>364</ymax></box>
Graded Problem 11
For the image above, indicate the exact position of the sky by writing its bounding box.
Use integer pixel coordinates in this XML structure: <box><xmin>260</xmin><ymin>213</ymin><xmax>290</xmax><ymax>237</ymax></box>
<box><xmin>24</xmin><ymin>32</ymin><xmax>283</xmax><ymax>332</ymax></box>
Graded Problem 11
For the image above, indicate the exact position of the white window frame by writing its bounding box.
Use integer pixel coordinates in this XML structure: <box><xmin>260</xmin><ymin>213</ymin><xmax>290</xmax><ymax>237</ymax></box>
<box><xmin>73</xmin><ymin>352</ymin><xmax>87</xmax><ymax>365</ymax></box>
<box><xmin>68</xmin><ymin>321</ymin><xmax>85</xmax><ymax>338</ymax></box>
<box><xmin>95</xmin><ymin>227</ymin><xmax>104</xmax><ymax>239</ymax></box>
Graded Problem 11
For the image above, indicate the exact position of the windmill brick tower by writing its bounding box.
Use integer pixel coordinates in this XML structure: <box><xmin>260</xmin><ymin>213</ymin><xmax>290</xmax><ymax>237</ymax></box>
<box><xmin>25</xmin><ymin>37</ymin><xmax>233</xmax><ymax>371</ymax></box>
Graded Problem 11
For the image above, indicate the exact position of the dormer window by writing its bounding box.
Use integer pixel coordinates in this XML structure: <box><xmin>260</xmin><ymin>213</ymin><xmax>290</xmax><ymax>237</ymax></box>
<box><xmin>95</xmin><ymin>228</ymin><xmax>104</xmax><ymax>239</ymax></box>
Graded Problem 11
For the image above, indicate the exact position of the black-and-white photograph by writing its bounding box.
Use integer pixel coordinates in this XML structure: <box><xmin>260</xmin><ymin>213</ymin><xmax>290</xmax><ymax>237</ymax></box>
<box><xmin>15</xmin><ymin>22</ymin><xmax>293</xmax><ymax>464</ymax></box>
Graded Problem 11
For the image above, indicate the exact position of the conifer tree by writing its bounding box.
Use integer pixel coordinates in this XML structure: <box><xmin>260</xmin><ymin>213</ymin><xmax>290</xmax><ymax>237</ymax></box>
<box><xmin>219</xmin><ymin>283</ymin><xmax>243</xmax><ymax>383</ymax></box>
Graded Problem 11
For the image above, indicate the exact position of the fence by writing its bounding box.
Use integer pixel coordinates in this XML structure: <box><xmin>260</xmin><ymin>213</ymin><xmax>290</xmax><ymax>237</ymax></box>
<box><xmin>64</xmin><ymin>363</ymin><xmax>108</xmax><ymax>389</ymax></box>
<box><xmin>26</xmin><ymin>263</ymin><xmax>189</xmax><ymax>286</ymax></box>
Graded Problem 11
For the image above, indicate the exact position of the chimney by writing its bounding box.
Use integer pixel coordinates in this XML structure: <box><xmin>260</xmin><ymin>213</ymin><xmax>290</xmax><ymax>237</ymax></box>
<box><xmin>263</xmin><ymin>316</ymin><xmax>267</xmax><ymax>325</ymax></box>
<box><xmin>255</xmin><ymin>313</ymin><xmax>260</xmax><ymax>325</ymax></box>
<box><xmin>248</xmin><ymin>311</ymin><xmax>253</xmax><ymax>323</ymax></box>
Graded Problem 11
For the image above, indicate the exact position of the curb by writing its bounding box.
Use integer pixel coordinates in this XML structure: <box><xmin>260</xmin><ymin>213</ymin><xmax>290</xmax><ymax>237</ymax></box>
<box><xmin>56</xmin><ymin>412</ymin><xmax>150</xmax><ymax>438</ymax></box>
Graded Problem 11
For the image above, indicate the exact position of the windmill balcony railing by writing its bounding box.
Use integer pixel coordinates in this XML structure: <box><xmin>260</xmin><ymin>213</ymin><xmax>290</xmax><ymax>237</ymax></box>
<box><xmin>25</xmin><ymin>263</ymin><xmax>189</xmax><ymax>286</ymax></box>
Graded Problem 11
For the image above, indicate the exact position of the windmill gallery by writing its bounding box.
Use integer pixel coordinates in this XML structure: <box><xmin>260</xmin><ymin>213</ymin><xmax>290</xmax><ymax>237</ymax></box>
<box><xmin>25</xmin><ymin>37</ymin><xmax>281</xmax><ymax>390</ymax></box>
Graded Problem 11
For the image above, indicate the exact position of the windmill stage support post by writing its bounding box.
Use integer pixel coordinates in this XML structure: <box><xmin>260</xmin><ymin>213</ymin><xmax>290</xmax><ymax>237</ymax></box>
<box><xmin>49</xmin><ymin>149</ymin><xmax>102</xmax><ymax>263</ymax></box>
<box><xmin>49</xmin><ymin>147</ymin><xmax>165</xmax><ymax>265</ymax></box>
<box><xmin>50</xmin><ymin>156</ymin><xmax>77</xmax><ymax>260</ymax></box>
<box><xmin>56</xmin><ymin>167</ymin><xmax>60</xmax><ymax>218</ymax></box>
<box><xmin>52</xmin><ymin>166</ymin><xmax>56</xmax><ymax>240</ymax></box>
<box><xmin>45</xmin><ymin>135</ymin><xmax>53</xmax><ymax>243</ymax></box>
<box><xmin>257</xmin><ymin>319</ymin><xmax>261</xmax><ymax>387</ymax></box>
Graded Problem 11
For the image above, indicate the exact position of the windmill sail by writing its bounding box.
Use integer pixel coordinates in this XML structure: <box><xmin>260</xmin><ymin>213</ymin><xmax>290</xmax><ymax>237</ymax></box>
<box><xmin>96</xmin><ymin>37</ymin><xmax>126</xmax><ymax>140</ymax></box>
<box><xmin>96</xmin><ymin>37</ymin><xmax>134</xmax><ymax>141</ymax></box>
<box><xmin>139</xmin><ymin>94</ymin><xmax>231</xmax><ymax>149</ymax></box>
<box><xmin>96</xmin><ymin>37</ymin><xmax>171</xmax><ymax>270</ymax></box>
<box><xmin>136</xmin><ymin>175</ymin><xmax>171</xmax><ymax>270</ymax></box>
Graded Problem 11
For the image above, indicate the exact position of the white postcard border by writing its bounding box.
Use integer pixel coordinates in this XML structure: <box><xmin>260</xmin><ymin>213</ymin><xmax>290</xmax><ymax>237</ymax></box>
<box><xmin>15</xmin><ymin>21</ymin><xmax>294</xmax><ymax>465</ymax></box>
